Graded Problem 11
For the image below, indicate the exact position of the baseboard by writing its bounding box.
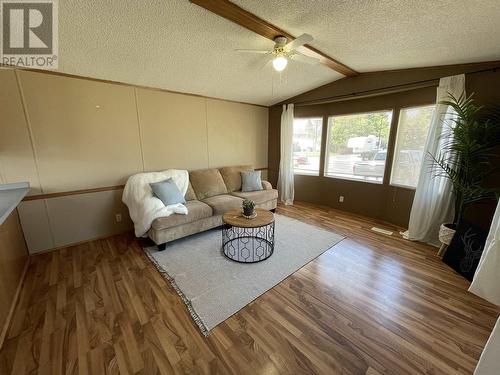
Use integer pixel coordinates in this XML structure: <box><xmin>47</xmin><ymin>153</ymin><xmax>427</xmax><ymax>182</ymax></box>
<box><xmin>29</xmin><ymin>229</ymin><xmax>133</xmax><ymax>256</ymax></box>
<box><xmin>0</xmin><ymin>258</ymin><xmax>30</xmax><ymax>349</ymax></box>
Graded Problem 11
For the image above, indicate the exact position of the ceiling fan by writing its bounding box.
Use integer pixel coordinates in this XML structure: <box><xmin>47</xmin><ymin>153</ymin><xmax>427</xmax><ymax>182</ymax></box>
<box><xmin>236</xmin><ymin>33</ymin><xmax>320</xmax><ymax>72</ymax></box>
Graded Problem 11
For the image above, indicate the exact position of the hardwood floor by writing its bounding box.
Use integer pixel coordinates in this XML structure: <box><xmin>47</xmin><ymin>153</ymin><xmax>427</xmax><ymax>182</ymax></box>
<box><xmin>0</xmin><ymin>202</ymin><xmax>498</xmax><ymax>374</ymax></box>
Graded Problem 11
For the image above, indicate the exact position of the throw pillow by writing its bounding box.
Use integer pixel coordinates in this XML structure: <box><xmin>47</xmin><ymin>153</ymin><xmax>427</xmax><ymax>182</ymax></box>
<box><xmin>241</xmin><ymin>171</ymin><xmax>263</xmax><ymax>192</ymax></box>
<box><xmin>189</xmin><ymin>168</ymin><xmax>228</xmax><ymax>200</ymax></box>
<box><xmin>150</xmin><ymin>178</ymin><xmax>186</xmax><ymax>206</ymax></box>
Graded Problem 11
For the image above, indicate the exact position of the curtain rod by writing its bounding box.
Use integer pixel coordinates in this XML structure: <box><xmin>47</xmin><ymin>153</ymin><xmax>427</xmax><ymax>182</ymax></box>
<box><xmin>292</xmin><ymin>66</ymin><xmax>499</xmax><ymax>107</ymax></box>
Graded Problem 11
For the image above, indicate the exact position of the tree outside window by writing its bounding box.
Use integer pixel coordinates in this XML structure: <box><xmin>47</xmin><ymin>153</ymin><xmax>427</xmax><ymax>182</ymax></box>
<box><xmin>325</xmin><ymin>111</ymin><xmax>393</xmax><ymax>183</ymax></box>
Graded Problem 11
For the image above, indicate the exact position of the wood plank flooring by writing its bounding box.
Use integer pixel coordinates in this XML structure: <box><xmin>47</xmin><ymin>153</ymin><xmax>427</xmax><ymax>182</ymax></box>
<box><xmin>0</xmin><ymin>202</ymin><xmax>498</xmax><ymax>374</ymax></box>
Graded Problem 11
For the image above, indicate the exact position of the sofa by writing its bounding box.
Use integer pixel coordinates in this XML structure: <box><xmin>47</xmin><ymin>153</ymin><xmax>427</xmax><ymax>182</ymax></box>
<box><xmin>148</xmin><ymin>166</ymin><xmax>278</xmax><ymax>250</ymax></box>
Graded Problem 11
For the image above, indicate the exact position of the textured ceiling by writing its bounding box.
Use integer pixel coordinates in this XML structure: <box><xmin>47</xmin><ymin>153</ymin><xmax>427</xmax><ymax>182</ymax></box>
<box><xmin>58</xmin><ymin>0</ymin><xmax>340</xmax><ymax>106</ymax></box>
<box><xmin>232</xmin><ymin>0</ymin><xmax>500</xmax><ymax>72</ymax></box>
<box><xmin>57</xmin><ymin>0</ymin><xmax>500</xmax><ymax>106</ymax></box>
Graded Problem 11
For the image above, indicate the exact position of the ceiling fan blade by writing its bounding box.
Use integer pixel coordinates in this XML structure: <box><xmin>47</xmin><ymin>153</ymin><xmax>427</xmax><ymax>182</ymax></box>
<box><xmin>235</xmin><ymin>49</ymin><xmax>269</xmax><ymax>54</ymax></box>
<box><xmin>284</xmin><ymin>33</ymin><xmax>313</xmax><ymax>51</ymax></box>
<box><xmin>258</xmin><ymin>55</ymin><xmax>274</xmax><ymax>70</ymax></box>
<box><xmin>292</xmin><ymin>53</ymin><xmax>320</xmax><ymax>65</ymax></box>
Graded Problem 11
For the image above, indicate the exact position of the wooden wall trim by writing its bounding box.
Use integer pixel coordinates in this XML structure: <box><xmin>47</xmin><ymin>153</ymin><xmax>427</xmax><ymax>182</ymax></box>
<box><xmin>4</xmin><ymin>66</ymin><xmax>268</xmax><ymax>109</ymax></box>
<box><xmin>22</xmin><ymin>167</ymin><xmax>270</xmax><ymax>201</ymax></box>
<box><xmin>23</xmin><ymin>185</ymin><xmax>126</xmax><ymax>201</ymax></box>
<box><xmin>294</xmin><ymin>80</ymin><xmax>439</xmax><ymax>107</ymax></box>
<box><xmin>276</xmin><ymin>60</ymin><xmax>500</xmax><ymax>107</ymax></box>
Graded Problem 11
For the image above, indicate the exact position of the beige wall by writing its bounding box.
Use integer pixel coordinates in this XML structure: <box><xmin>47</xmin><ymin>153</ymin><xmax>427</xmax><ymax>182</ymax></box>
<box><xmin>18</xmin><ymin>72</ymin><xmax>144</xmax><ymax>192</ymax></box>
<box><xmin>0</xmin><ymin>71</ymin><xmax>41</xmax><ymax>193</ymax></box>
<box><xmin>206</xmin><ymin>99</ymin><xmax>268</xmax><ymax>168</ymax></box>
<box><xmin>0</xmin><ymin>69</ymin><xmax>268</xmax><ymax>253</ymax></box>
<box><xmin>136</xmin><ymin>89</ymin><xmax>209</xmax><ymax>171</ymax></box>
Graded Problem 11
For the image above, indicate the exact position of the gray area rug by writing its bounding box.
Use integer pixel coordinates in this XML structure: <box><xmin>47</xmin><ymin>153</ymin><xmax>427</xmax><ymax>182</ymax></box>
<box><xmin>145</xmin><ymin>214</ymin><xmax>344</xmax><ymax>336</ymax></box>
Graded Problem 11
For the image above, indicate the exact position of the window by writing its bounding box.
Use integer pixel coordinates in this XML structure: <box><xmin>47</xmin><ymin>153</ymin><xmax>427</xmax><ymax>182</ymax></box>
<box><xmin>293</xmin><ymin>117</ymin><xmax>323</xmax><ymax>175</ymax></box>
<box><xmin>390</xmin><ymin>105</ymin><xmax>435</xmax><ymax>188</ymax></box>
<box><xmin>325</xmin><ymin>110</ymin><xmax>393</xmax><ymax>183</ymax></box>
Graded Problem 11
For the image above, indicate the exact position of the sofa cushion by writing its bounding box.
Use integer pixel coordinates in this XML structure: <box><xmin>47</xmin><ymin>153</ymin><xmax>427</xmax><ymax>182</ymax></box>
<box><xmin>202</xmin><ymin>194</ymin><xmax>244</xmax><ymax>215</ymax></box>
<box><xmin>185</xmin><ymin>182</ymin><xmax>197</xmax><ymax>201</ymax></box>
<box><xmin>231</xmin><ymin>189</ymin><xmax>278</xmax><ymax>204</ymax></box>
<box><xmin>151</xmin><ymin>200</ymin><xmax>213</xmax><ymax>230</ymax></box>
<box><xmin>219</xmin><ymin>165</ymin><xmax>253</xmax><ymax>192</ymax></box>
<box><xmin>189</xmin><ymin>168</ymin><xmax>228</xmax><ymax>200</ymax></box>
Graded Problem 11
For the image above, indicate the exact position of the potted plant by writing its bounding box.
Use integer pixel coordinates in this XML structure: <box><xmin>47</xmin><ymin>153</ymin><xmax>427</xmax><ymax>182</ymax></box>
<box><xmin>242</xmin><ymin>199</ymin><xmax>256</xmax><ymax>218</ymax></box>
<box><xmin>432</xmin><ymin>93</ymin><xmax>500</xmax><ymax>253</ymax></box>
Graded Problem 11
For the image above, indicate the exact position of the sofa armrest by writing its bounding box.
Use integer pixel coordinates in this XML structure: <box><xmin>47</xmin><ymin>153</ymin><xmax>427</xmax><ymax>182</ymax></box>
<box><xmin>261</xmin><ymin>180</ymin><xmax>273</xmax><ymax>190</ymax></box>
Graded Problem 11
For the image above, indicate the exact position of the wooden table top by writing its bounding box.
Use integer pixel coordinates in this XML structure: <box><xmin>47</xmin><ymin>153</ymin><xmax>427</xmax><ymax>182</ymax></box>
<box><xmin>223</xmin><ymin>208</ymin><xmax>274</xmax><ymax>228</ymax></box>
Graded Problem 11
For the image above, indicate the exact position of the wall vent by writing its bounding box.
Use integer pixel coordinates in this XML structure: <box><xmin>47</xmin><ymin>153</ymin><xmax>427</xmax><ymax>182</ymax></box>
<box><xmin>370</xmin><ymin>227</ymin><xmax>394</xmax><ymax>236</ymax></box>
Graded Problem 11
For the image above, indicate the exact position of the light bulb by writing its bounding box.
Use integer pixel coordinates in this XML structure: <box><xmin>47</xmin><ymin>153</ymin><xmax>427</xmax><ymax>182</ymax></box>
<box><xmin>272</xmin><ymin>56</ymin><xmax>288</xmax><ymax>72</ymax></box>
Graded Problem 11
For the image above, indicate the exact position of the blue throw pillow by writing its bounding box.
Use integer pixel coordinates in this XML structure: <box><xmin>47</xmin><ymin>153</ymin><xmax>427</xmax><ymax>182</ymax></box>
<box><xmin>150</xmin><ymin>178</ymin><xmax>186</xmax><ymax>206</ymax></box>
<box><xmin>241</xmin><ymin>171</ymin><xmax>263</xmax><ymax>192</ymax></box>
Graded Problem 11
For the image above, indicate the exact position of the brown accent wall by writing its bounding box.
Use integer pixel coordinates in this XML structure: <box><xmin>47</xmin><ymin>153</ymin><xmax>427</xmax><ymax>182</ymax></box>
<box><xmin>268</xmin><ymin>62</ymin><xmax>500</xmax><ymax>227</ymax></box>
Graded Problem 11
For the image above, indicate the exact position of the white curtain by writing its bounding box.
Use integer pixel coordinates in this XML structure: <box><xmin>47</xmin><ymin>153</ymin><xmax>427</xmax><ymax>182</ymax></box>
<box><xmin>404</xmin><ymin>74</ymin><xmax>465</xmax><ymax>246</ymax></box>
<box><xmin>469</xmin><ymin>200</ymin><xmax>500</xmax><ymax>375</ymax></box>
<box><xmin>278</xmin><ymin>104</ymin><xmax>294</xmax><ymax>205</ymax></box>
<box><xmin>474</xmin><ymin>319</ymin><xmax>500</xmax><ymax>375</ymax></box>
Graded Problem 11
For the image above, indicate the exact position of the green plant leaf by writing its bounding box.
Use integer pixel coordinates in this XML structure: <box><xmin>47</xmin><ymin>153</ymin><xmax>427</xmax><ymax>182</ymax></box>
<box><xmin>431</xmin><ymin>92</ymin><xmax>500</xmax><ymax>225</ymax></box>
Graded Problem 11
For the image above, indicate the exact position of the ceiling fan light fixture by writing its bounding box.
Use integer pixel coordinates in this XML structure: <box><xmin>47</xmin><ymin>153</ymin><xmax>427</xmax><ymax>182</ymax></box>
<box><xmin>272</xmin><ymin>56</ymin><xmax>288</xmax><ymax>72</ymax></box>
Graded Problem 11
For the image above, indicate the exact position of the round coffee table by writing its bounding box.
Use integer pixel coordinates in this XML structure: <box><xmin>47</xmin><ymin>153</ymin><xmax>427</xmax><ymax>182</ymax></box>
<box><xmin>222</xmin><ymin>208</ymin><xmax>275</xmax><ymax>263</ymax></box>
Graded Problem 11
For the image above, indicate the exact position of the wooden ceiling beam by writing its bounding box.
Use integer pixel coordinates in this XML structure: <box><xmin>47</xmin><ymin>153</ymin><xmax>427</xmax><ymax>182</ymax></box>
<box><xmin>190</xmin><ymin>0</ymin><xmax>358</xmax><ymax>77</ymax></box>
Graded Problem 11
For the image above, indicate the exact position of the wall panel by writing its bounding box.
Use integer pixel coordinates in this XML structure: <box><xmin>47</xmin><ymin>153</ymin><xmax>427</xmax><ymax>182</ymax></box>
<box><xmin>137</xmin><ymin>89</ymin><xmax>208</xmax><ymax>171</ymax></box>
<box><xmin>45</xmin><ymin>190</ymin><xmax>132</xmax><ymax>248</ymax></box>
<box><xmin>17</xmin><ymin>200</ymin><xmax>54</xmax><ymax>253</ymax></box>
<box><xmin>0</xmin><ymin>70</ymin><xmax>41</xmax><ymax>193</ymax></box>
<box><xmin>207</xmin><ymin>99</ymin><xmax>268</xmax><ymax>168</ymax></box>
<box><xmin>18</xmin><ymin>71</ymin><xmax>143</xmax><ymax>192</ymax></box>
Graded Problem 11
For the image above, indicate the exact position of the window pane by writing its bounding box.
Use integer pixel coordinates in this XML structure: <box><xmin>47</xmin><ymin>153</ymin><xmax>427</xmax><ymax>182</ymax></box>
<box><xmin>325</xmin><ymin>111</ymin><xmax>392</xmax><ymax>183</ymax></box>
<box><xmin>391</xmin><ymin>105</ymin><xmax>435</xmax><ymax>188</ymax></box>
<box><xmin>293</xmin><ymin>118</ymin><xmax>322</xmax><ymax>175</ymax></box>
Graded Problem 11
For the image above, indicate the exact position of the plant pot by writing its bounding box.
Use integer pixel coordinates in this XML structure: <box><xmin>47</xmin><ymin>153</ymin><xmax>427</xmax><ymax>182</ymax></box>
<box><xmin>439</xmin><ymin>223</ymin><xmax>456</xmax><ymax>246</ymax></box>
<box><xmin>437</xmin><ymin>223</ymin><xmax>456</xmax><ymax>257</ymax></box>
<box><xmin>243</xmin><ymin>207</ymin><xmax>254</xmax><ymax>217</ymax></box>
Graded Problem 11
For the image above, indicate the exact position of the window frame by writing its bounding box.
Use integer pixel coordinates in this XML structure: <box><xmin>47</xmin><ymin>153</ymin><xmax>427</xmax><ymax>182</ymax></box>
<box><xmin>389</xmin><ymin>103</ymin><xmax>436</xmax><ymax>190</ymax></box>
<box><xmin>323</xmin><ymin>109</ymin><xmax>395</xmax><ymax>184</ymax></box>
<box><xmin>292</xmin><ymin>116</ymin><xmax>324</xmax><ymax>177</ymax></box>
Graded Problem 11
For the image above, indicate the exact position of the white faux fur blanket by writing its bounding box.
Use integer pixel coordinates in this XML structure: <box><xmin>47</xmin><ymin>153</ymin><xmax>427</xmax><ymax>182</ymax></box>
<box><xmin>122</xmin><ymin>169</ymin><xmax>189</xmax><ymax>237</ymax></box>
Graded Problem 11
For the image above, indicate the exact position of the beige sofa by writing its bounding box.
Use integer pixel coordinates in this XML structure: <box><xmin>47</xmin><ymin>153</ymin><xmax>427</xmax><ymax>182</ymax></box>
<box><xmin>148</xmin><ymin>166</ymin><xmax>278</xmax><ymax>250</ymax></box>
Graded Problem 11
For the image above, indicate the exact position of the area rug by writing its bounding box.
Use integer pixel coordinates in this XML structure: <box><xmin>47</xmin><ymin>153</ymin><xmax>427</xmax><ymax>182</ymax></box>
<box><xmin>144</xmin><ymin>214</ymin><xmax>344</xmax><ymax>336</ymax></box>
